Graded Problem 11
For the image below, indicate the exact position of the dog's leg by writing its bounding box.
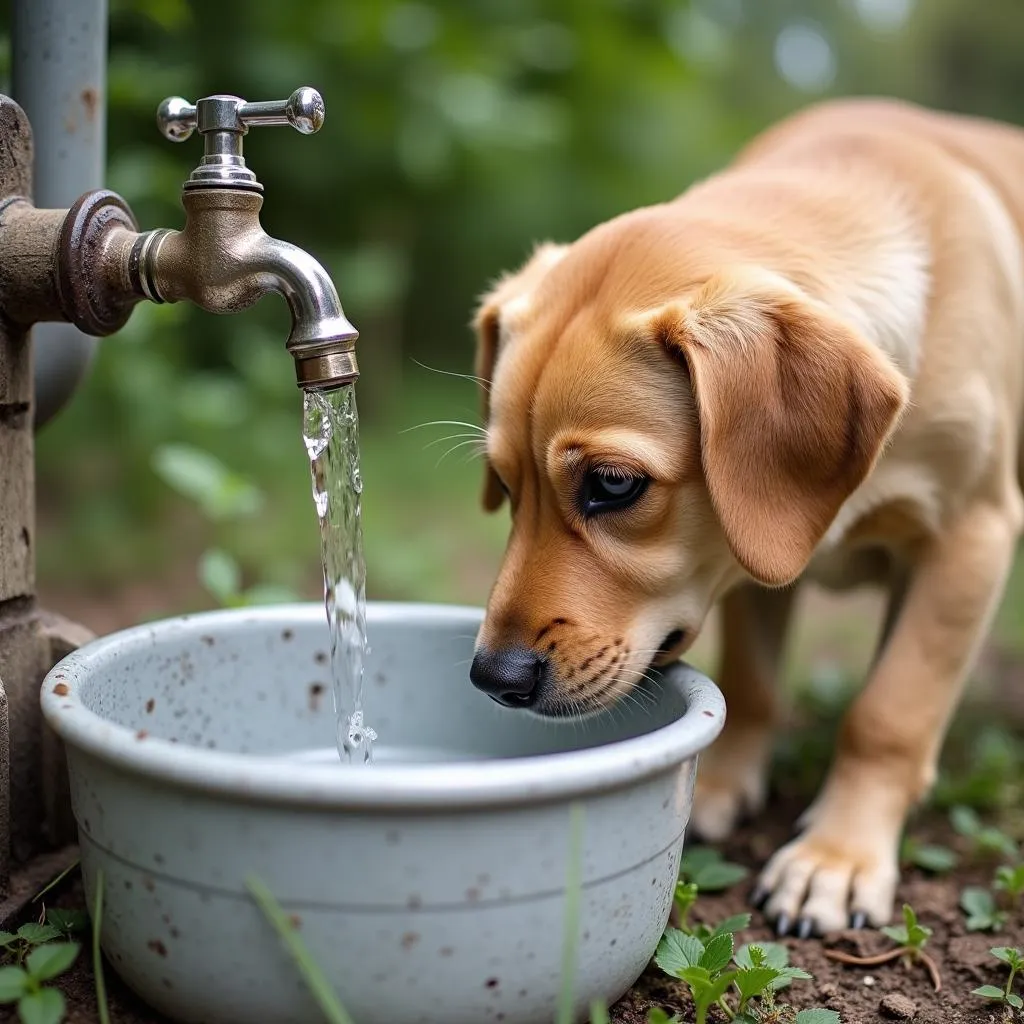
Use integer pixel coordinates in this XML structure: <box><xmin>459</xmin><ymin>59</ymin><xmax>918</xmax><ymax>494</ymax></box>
<box><xmin>756</xmin><ymin>499</ymin><xmax>1021</xmax><ymax>935</ymax></box>
<box><xmin>691</xmin><ymin>581</ymin><xmax>798</xmax><ymax>841</ymax></box>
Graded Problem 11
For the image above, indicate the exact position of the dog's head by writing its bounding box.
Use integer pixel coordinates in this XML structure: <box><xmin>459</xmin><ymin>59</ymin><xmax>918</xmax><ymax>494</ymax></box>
<box><xmin>469</xmin><ymin>214</ymin><xmax>907</xmax><ymax>717</ymax></box>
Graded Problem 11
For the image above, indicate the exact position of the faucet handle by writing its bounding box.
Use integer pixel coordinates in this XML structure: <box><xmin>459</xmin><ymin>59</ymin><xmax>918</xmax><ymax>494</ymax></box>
<box><xmin>156</xmin><ymin>88</ymin><xmax>327</xmax><ymax>190</ymax></box>
<box><xmin>156</xmin><ymin>88</ymin><xmax>325</xmax><ymax>142</ymax></box>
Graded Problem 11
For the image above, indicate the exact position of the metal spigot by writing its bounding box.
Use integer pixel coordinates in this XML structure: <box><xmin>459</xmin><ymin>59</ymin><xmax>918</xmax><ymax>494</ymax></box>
<box><xmin>0</xmin><ymin>87</ymin><xmax>359</xmax><ymax>392</ymax></box>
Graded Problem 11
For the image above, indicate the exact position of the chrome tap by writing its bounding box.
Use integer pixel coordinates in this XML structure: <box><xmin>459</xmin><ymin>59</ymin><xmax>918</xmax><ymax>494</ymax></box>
<box><xmin>0</xmin><ymin>87</ymin><xmax>359</xmax><ymax>391</ymax></box>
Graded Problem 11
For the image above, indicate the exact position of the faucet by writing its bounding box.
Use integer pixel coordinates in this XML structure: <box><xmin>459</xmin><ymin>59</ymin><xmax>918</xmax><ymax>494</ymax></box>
<box><xmin>0</xmin><ymin>86</ymin><xmax>359</xmax><ymax>391</ymax></box>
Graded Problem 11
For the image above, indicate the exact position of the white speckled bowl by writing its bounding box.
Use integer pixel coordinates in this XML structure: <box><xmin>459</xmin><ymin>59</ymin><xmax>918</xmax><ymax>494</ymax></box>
<box><xmin>40</xmin><ymin>602</ymin><xmax>724</xmax><ymax>1024</ymax></box>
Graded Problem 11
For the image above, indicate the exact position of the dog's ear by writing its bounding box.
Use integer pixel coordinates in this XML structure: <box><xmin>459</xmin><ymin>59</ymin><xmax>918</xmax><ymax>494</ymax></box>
<box><xmin>652</xmin><ymin>270</ymin><xmax>909</xmax><ymax>586</ymax></box>
<box><xmin>472</xmin><ymin>242</ymin><xmax>569</xmax><ymax>512</ymax></box>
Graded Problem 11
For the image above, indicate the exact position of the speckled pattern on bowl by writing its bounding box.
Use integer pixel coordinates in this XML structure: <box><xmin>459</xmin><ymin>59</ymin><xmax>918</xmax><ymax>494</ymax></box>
<box><xmin>40</xmin><ymin>602</ymin><xmax>724</xmax><ymax>1024</ymax></box>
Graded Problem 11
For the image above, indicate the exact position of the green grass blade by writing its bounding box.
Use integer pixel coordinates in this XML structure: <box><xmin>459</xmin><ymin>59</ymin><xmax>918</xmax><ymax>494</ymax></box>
<box><xmin>556</xmin><ymin>802</ymin><xmax>587</xmax><ymax>1024</ymax></box>
<box><xmin>92</xmin><ymin>869</ymin><xmax>111</xmax><ymax>1024</ymax></box>
<box><xmin>245</xmin><ymin>874</ymin><xmax>355</xmax><ymax>1024</ymax></box>
<box><xmin>31</xmin><ymin>858</ymin><xmax>81</xmax><ymax>904</ymax></box>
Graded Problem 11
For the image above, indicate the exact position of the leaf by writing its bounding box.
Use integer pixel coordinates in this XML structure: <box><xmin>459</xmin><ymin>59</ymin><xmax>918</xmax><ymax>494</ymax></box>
<box><xmin>961</xmin><ymin>887</ymin><xmax>1003</xmax><ymax>931</ymax></box>
<box><xmin>1008</xmin><ymin>993</ymin><xmax>1023</xmax><ymax>1009</ymax></box>
<box><xmin>152</xmin><ymin>444</ymin><xmax>262</xmax><ymax>521</ymax></box>
<box><xmin>17</xmin><ymin>987</ymin><xmax>66</xmax><ymax>1024</ymax></box>
<box><xmin>44</xmin><ymin>909</ymin><xmax>90</xmax><ymax>936</ymax></box>
<box><xmin>951</xmin><ymin>804</ymin><xmax>981</xmax><ymax>837</ymax></box>
<box><xmin>0</xmin><ymin>966</ymin><xmax>28</xmax><ymax>1002</ymax></box>
<box><xmin>691</xmin><ymin>861</ymin><xmax>749</xmax><ymax>891</ymax></box>
<box><xmin>646</xmin><ymin>1012</ymin><xmax>677</xmax><ymax>1024</ymax></box>
<box><xmin>971</xmin><ymin>984</ymin><xmax>1006</xmax><ymax>999</ymax></box>
<box><xmin>655</xmin><ymin>929</ymin><xmax>705</xmax><ymax>976</ymax></box>
<box><xmin>736</xmin><ymin>942</ymin><xmax>789</xmax><ymax>971</ymax></box>
<box><xmin>15</xmin><ymin>925</ymin><xmax>60</xmax><ymax>946</ymax></box>
<box><xmin>880</xmin><ymin>923</ymin><xmax>909</xmax><ymax>944</ymax></box>
<box><xmin>907</xmin><ymin>842</ymin><xmax>958</xmax><ymax>874</ymax></box>
<box><xmin>588</xmin><ymin>1001</ymin><xmax>611</xmax><ymax>1024</ymax></box>
<box><xmin>990</xmin><ymin>946</ymin><xmax>1023</xmax><ymax>965</ymax></box>
<box><xmin>26</xmin><ymin>942</ymin><xmax>80</xmax><ymax>981</ymax></box>
<box><xmin>994</xmin><ymin>864</ymin><xmax>1024</xmax><ymax>895</ymax></box>
<box><xmin>680</xmin><ymin>847</ymin><xmax>720</xmax><ymax>876</ymax></box>
<box><xmin>0</xmin><ymin>932</ymin><xmax>17</xmax><ymax>947</ymax></box>
<box><xmin>734</xmin><ymin>966</ymin><xmax>780</xmax><ymax>1001</ymax></box>
<box><xmin>794</xmin><ymin>1011</ymin><xmax>840</xmax><ymax>1024</ymax></box>
<box><xmin>198</xmin><ymin>548</ymin><xmax>242</xmax><ymax>603</ymax></box>
<box><xmin>712</xmin><ymin>913</ymin><xmax>752</xmax><ymax>937</ymax></box>
<box><xmin>699</xmin><ymin>931</ymin><xmax>734</xmax><ymax>974</ymax></box>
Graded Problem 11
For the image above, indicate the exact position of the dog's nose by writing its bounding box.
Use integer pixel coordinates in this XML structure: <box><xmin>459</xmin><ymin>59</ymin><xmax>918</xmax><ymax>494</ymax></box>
<box><xmin>469</xmin><ymin>646</ymin><xmax>544</xmax><ymax>708</ymax></box>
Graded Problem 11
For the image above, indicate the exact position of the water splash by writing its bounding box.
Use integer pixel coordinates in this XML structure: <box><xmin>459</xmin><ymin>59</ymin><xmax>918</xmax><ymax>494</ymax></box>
<box><xmin>303</xmin><ymin>387</ymin><xmax>376</xmax><ymax>765</ymax></box>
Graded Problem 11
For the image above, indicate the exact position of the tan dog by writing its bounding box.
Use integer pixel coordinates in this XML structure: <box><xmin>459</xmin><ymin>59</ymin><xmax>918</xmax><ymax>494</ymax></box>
<box><xmin>467</xmin><ymin>97</ymin><xmax>1024</xmax><ymax>937</ymax></box>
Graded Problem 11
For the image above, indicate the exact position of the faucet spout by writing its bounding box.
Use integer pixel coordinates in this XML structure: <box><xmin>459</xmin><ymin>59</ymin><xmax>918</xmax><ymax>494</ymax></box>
<box><xmin>133</xmin><ymin>188</ymin><xmax>359</xmax><ymax>391</ymax></box>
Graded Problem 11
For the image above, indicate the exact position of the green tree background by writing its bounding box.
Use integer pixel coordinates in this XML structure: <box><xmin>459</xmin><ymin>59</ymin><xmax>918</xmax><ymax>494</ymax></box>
<box><xmin>3</xmin><ymin>0</ymin><xmax>1024</xmax><ymax>672</ymax></box>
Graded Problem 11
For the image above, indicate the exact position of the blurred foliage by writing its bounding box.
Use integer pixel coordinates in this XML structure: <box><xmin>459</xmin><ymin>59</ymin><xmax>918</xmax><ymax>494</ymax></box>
<box><xmin>0</xmin><ymin>0</ymin><xmax>1022</xmax><ymax>625</ymax></box>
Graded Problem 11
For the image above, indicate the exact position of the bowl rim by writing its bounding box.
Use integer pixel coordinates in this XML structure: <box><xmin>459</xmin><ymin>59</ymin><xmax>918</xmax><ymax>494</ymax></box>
<box><xmin>40</xmin><ymin>601</ymin><xmax>725</xmax><ymax>810</ymax></box>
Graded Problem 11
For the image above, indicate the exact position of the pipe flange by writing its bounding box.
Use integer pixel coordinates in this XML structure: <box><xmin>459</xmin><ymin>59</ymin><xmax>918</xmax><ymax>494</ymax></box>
<box><xmin>57</xmin><ymin>189</ymin><xmax>141</xmax><ymax>336</ymax></box>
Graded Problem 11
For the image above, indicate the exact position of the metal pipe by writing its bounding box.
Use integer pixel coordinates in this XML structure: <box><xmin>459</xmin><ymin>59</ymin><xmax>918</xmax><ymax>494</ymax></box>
<box><xmin>11</xmin><ymin>0</ymin><xmax>107</xmax><ymax>430</ymax></box>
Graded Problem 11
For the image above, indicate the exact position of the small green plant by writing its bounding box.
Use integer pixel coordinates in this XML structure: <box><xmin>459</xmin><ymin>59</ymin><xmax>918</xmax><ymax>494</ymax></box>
<box><xmin>647</xmin><ymin>1010</ymin><xmax>681</xmax><ymax>1024</ymax></box>
<box><xmin>43</xmin><ymin>910</ymin><xmax>89</xmax><ymax>940</ymax></box>
<box><xmin>899</xmin><ymin>835</ymin><xmax>958</xmax><ymax>874</ymax></box>
<box><xmin>994</xmin><ymin>863</ymin><xmax>1024</xmax><ymax>905</ymax></box>
<box><xmin>950</xmin><ymin>805</ymin><xmax>1019</xmax><ymax>861</ymax></box>
<box><xmin>961</xmin><ymin>886</ymin><xmax>1009</xmax><ymax>933</ymax></box>
<box><xmin>671</xmin><ymin>881</ymin><xmax>750</xmax><ymax>941</ymax></box>
<box><xmin>680</xmin><ymin>847</ymin><xmax>750</xmax><ymax>892</ymax></box>
<box><xmin>655</xmin><ymin>929</ymin><xmax>836</xmax><ymax>1024</ymax></box>
<box><xmin>0</xmin><ymin>939</ymin><xmax>80</xmax><ymax>1024</ymax></box>
<box><xmin>972</xmin><ymin>946</ymin><xmax>1023</xmax><ymax>1018</ymax></box>
<box><xmin>0</xmin><ymin>924</ymin><xmax>63</xmax><ymax>967</ymax></box>
<box><xmin>825</xmin><ymin>903</ymin><xmax>941</xmax><ymax>991</ymax></box>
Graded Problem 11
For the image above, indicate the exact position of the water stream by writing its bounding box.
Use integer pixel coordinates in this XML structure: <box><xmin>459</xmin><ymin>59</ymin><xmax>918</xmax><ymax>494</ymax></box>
<box><xmin>303</xmin><ymin>386</ymin><xmax>377</xmax><ymax>765</ymax></box>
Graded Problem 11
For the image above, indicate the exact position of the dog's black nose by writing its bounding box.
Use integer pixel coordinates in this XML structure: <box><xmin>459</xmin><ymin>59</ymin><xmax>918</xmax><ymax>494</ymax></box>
<box><xmin>470</xmin><ymin>646</ymin><xmax>544</xmax><ymax>708</ymax></box>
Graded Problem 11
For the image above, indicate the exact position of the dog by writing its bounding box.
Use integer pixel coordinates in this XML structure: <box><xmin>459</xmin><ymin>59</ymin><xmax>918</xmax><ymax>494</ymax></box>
<box><xmin>466</xmin><ymin>97</ymin><xmax>1024</xmax><ymax>937</ymax></box>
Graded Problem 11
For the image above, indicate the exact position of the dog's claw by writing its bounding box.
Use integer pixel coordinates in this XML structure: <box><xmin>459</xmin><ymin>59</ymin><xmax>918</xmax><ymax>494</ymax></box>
<box><xmin>749</xmin><ymin>885</ymin><xmax>769</xmax><ymax>908</ymax></box>
<box><xmin>796</xmin><ymin>916</ymin><xmax>814</xmax><ymax>940</ymax></box>
<box><xmin>775</xmin><ymin>912</ymin><xmax>791</xmax><ymax>937</ymax></box>
<box><xmin>850</xmin><ymin>911</ymin><xmax>867</xmax><ymax>930</ymax></box>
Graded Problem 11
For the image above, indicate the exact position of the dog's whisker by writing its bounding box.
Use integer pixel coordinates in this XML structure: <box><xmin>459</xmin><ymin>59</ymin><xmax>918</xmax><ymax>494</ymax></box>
<box><xmin>411</xmin><ymin>358</ymin><xmax>489</xmax><ymax>389</ymax></box>
<box><xmin>400</xmin><ymin>419</ymin><xmax>488</xmax><ymax>436</ymax></box>
<box><xmin>421</xmin><ymin>432</ymin><xmax>489</xmax><ymax>451</ymax></box>
<box><xmin>435</xmin><ymin>438</ymin><xmax>489</xmax><ymax>468</ymax></box>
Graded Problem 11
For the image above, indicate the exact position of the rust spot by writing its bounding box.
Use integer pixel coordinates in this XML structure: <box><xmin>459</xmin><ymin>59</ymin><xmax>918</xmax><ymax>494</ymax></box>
<box><xmin>466</xmin><ymin>887</ymin><xmax>480</xmax><ymax>902</ymax></box>
<box><xmin>282</xmin><ymin>628</ymin><xmax>294</xmax><ymax>641</ymax></box>
<box><xmin>81</xmin><ymin>87</ymin><xmax>98</xmax><ymax>121</ymax></box>
<box><xmin>401</xmin><ymin>932</ymin><xmax>419</xmax><ymax>949</ymax></box>
<box><xmin>200</xmin><ymin>635</ymin><xmax>215</xmax><ymax>647</ymax></box>
<box><xmin>314</xmin><ymin>650</ymin><xmax>328</xmax><ymax>665</ymax></box>
<box><xmin>288</xmin><ymin>914</ymin><xmax>302</xmax><ymax>930</ymax></box>
<box><xmin>145</xmin><ymin>698</ymin><xmax>155</xmax><ymax>714</ymax></box>
<box><xmin>439</xmin><ymin>946</ymin><xmax>454</xmax><ymax>957</ymax></box>
<box><xmin>52</xmin><ymin>683</ymin><xmax>69</xmax><ymax>696</ymax></box>
<box><xmin>54</xmin><ymin>674</ymin><xmax>66</xmax><ymax>680</ymax></box>
<box><xmin>170</xmin><ymin>927</ymin><xmax>180</xmax><ymax>939</ymax></box>
<box><xmin>147</xmin><ymin>939</ymin><xmax>168</xmax><ymax>957</ymax></box>
<box><xmin>143</xmin><ymin>877</ymin><xmax>156</xmax><ymax>893</ymax></box>
<box><xmin>703</xmin><ymin>710</ymin><xmax>715</xmax><ymax>717</ymax></box>
<box><xmin>136</xmin><ymin>729</ymin><xmax>149</xmax><ymax>740</ymax></box>
<box><xmin>308</xmin><ymin>682</ymin><xmax>325</xmax><ymax>712</ymax></box>
<box><xmin>485</xmin><ymin>978</ymin><xmax>499</xmax><ymax>989</ymax></box>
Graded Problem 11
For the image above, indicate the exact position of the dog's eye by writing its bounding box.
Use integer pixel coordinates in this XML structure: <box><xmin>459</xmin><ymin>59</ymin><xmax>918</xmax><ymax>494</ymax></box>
<box><xmin>583</xmin><ymin>469</ymin><xmax>649</xmax><ymax>514</ymax></box>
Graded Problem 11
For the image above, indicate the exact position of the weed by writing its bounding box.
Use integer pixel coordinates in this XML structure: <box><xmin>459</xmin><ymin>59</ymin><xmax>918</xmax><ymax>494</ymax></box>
<box><xmin>655</xmin><ymin>928</ymin><xmax>836</xmax><ymax>1024</ymax></box>
<box><xmin>994</xmin><ymin>863</ymin><xmax>1024</xmax><ymax>905</ymax></box>
<box><xmin>825</xmin><ymin>903</ymin><xmax>942</xmax><ymax>992</ymax></box>
<box><xmin>556</xmin><ymin>803</ymin><xmax>586</xmax><ymax>1024</ymax></box>
<box><xmin>0</xmin><ymin>938</ymin><xmax>80</xmax><ymax>1024</ymax></box>
<box><xmin>961</xmin><ymin>886</ymin><xmax>1009</xmax><ymax>933</ymax></box>
<box><xmin>647</xmin><ymin>1010</ymin><xmax>680</xmax><ymax>1023</ymax></box>
<box><xmin>899</xmin><ymin>835</ymin><xmax>958</xmax><ymax>874</ymax></box>
<box><xmin>680</xmin><ymin>847</ymin><xmax>750</xmax><ymax>892</ymax></box>
<box><xmin>93</xmin><ymin>869</ymin><xmax>110</xmax><ymax>1024</ymax></box>
<box><xmin>247</xmin><ymin>874</ymin><xmax>355</xmax><ymax>1024</ymax></box>
<box><xmin>950</xmin><ymin>805</ymin><xmax>1019</xmax><ymax>861</ymax></box>
<box><xmin>44</xmin><ymin>910</ymin><xmax>89</xmax><ymax>940</ymax></box>
<box><xmin>671</xmin><ymin>882</ymin><xmax>750</xmax><ymax>943</ymax></box>
<box><xmin>972</xmin><ymin>946</ymin><xmax>1023</xmax><ymax>1018</ymax></box>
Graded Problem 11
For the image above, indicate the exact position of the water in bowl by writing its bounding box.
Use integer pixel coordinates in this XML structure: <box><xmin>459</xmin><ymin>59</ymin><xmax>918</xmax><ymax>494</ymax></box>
<box><xmin>303</xmin><ymin>386</ymin><xmax>377</xmax><ymax>765</ymax></box>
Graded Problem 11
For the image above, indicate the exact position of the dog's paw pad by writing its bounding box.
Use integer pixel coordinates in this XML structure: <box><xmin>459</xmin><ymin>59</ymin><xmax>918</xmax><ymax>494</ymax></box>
<box><xmin>757</xmin><ymin>832</ymin><xmax>898</xmax><ymax>936</ymax></box>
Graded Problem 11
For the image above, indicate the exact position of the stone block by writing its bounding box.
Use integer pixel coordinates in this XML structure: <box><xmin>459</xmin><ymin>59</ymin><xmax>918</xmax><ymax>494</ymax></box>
<box><xmin>0</xmin><ymin>419</ymin><xmax>33</xmax><ymax>602</ymax></box>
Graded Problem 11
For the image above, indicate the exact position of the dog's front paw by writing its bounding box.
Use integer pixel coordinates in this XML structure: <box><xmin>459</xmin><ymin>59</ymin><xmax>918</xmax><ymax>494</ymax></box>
<box><xmin>691</xmin><ymin>727</ymin><xmax>771</xmax><ymax>841</ymax></box>
<box><xmin>753</xmin><ymin>827</ymin><xmax>899</xmax><ymax>937</ymax></box>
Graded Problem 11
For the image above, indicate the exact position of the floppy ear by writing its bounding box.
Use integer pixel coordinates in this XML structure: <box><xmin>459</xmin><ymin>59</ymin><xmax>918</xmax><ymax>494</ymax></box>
<box><xmin>472</xmin><ymin>242</ymin><xmax>569</xmax><ymax>512</ymax></box>
<box><xmin>472</xmin><ymin>297</ymin><xmax>506</xmax><ymax>512</ymax></box>
<box><xmin>653</xmin><ymin>270</ymin><xmax>909</xmax><ymax>586</ymax></box>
